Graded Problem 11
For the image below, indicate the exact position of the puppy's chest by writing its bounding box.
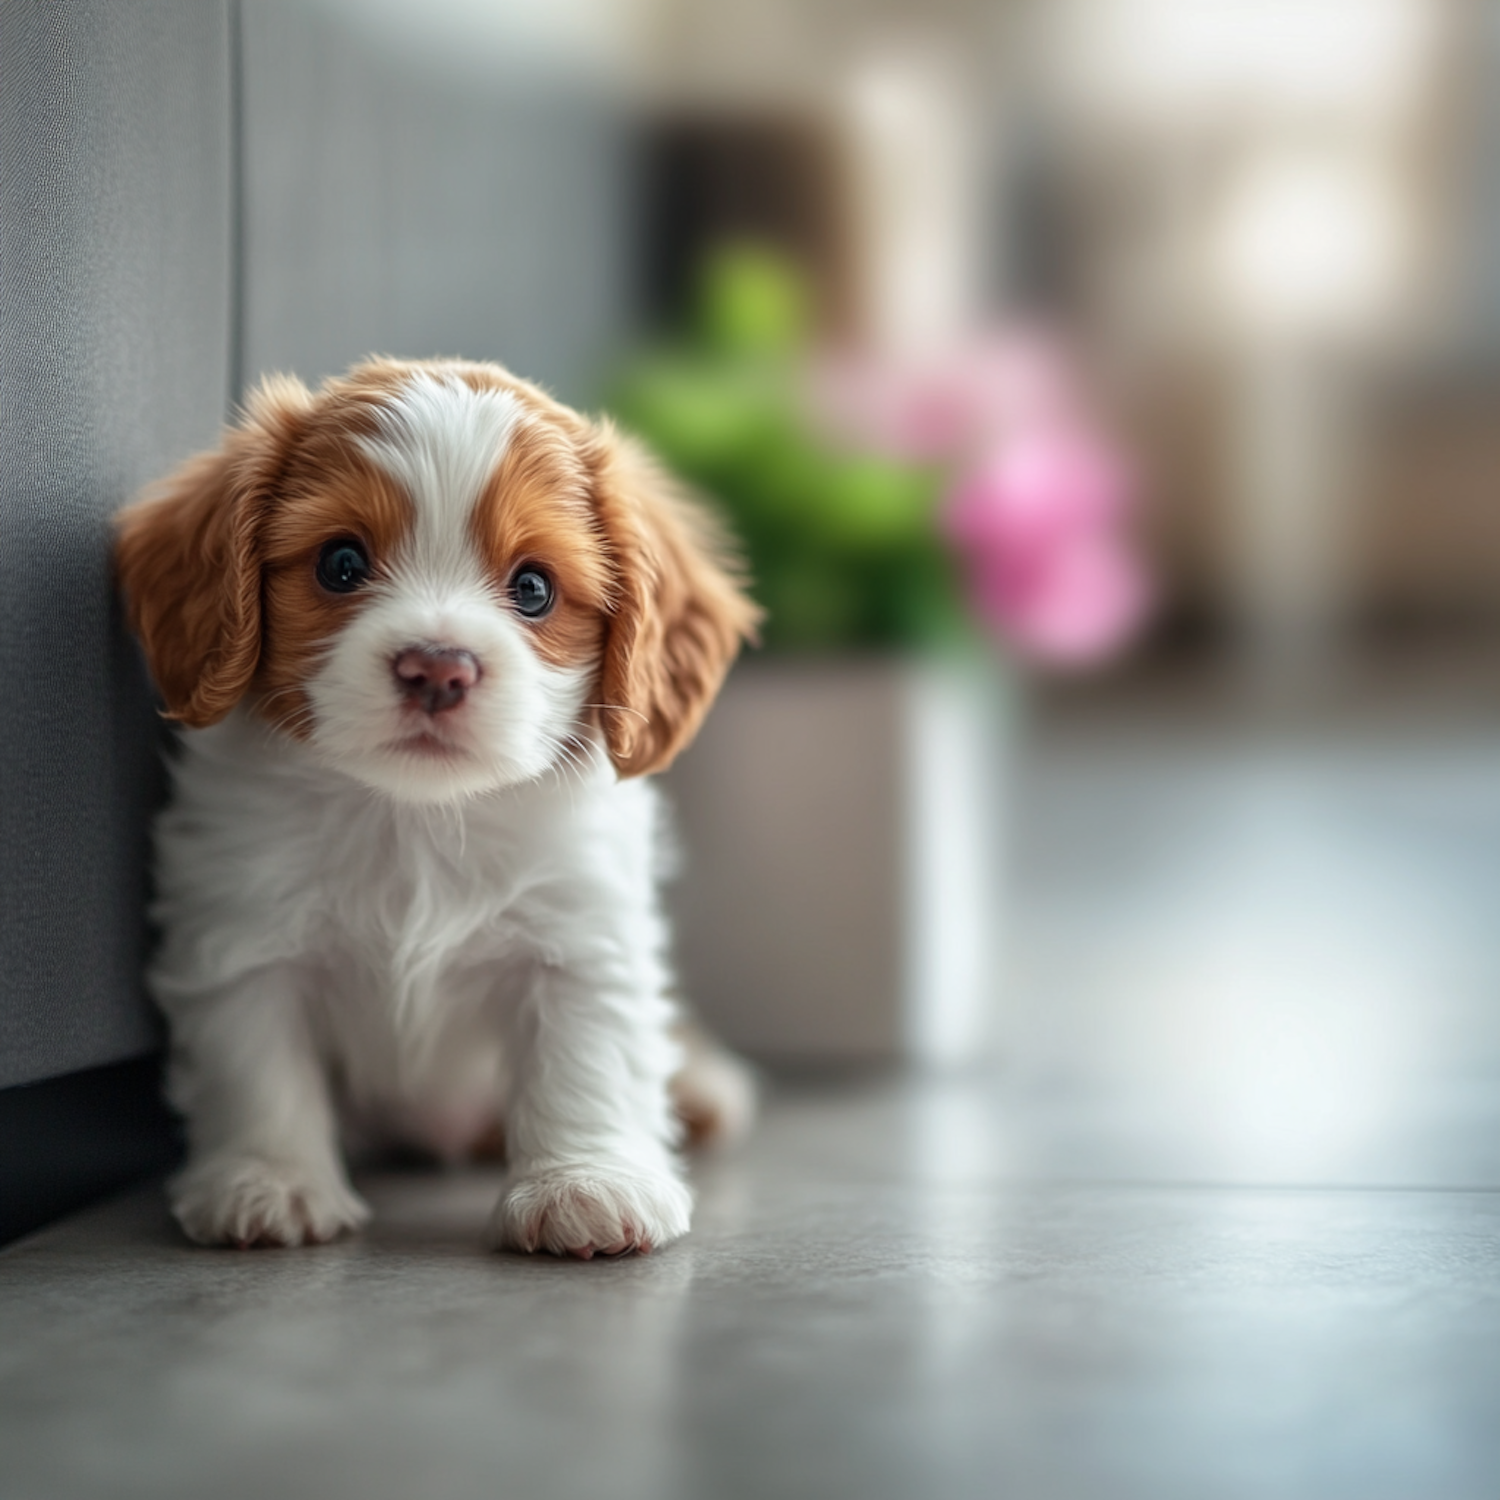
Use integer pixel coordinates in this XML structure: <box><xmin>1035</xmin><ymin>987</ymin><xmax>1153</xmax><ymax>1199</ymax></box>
<box><xmin>306</xmin><ymin>818</ymin><xmax>540</xmax><ymax>989</ymax></box>
<box><xmin>288</xmin><ymin>822</ymin><xmax>535</xmax><ymax>1101</ymax></box>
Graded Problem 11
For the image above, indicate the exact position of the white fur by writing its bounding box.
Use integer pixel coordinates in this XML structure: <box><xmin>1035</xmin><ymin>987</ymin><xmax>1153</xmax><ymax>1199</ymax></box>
<box><xmin>356</xmin><ymin>371</ymin><xmax>521</xmax><ymax>586</ymax></box>
<box><xmin>150</xmin><ymin>372</ymin><xmax>698</xmax><ymax>1255</ymax></box>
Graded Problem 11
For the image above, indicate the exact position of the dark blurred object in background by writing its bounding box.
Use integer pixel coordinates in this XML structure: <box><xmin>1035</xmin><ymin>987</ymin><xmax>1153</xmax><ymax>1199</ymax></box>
<box><xmin>640</xmin><ymin>116</ymin><xmax>855</xmax><ymax>340</ymax></box>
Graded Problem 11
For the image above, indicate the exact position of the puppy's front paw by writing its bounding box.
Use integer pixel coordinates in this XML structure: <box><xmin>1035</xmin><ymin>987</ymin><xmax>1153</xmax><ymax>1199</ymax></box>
<box><xmin>170</xmin><ymin>1155</ymin><xmax>370</xmax><ymax>1248</ymax></box>
<box><xmin>490</xmin><ymin>1164</ymin><xmax>692</xmax><ymax>1258</ymax></box>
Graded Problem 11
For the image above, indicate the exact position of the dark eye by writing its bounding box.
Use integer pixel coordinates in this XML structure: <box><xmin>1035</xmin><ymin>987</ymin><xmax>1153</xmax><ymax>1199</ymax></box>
<box><xmin>510</xmin><ymin>566</ymin><xmax>554</xmax><ymax>619</ymax></box>
<box><xmin>316</xmin><ymin>538</ymin><xmax>372</xmax><ymax>594</ymax></box>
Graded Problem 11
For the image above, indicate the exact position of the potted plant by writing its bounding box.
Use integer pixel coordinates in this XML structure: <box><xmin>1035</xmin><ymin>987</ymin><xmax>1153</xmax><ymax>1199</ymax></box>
<box><xmin>612</xmin><ymin>248</ymin><xmax>1147</xmax><ymax>1065</ymax></box>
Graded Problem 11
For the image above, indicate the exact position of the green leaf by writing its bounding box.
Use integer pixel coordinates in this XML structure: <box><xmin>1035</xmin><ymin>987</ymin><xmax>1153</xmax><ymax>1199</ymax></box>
<box><xmin>695</xmin><ymin>245</ymin><xmax>811</xmax><ymax>359</ymax></box>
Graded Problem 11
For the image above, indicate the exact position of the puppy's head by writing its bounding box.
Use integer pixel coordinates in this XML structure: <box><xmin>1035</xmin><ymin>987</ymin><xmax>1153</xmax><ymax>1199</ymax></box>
<box><xmin>115</xmin><ymin>358</ymin><xmax>758</xmax><ymax>802</ymax></box>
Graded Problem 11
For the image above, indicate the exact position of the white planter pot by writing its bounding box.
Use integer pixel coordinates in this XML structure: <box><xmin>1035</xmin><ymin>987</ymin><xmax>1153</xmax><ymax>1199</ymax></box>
<box><xmin>664</xmin><ymin>655</ymin><xmax>1012</xmax><ymax>1066</ymax></box>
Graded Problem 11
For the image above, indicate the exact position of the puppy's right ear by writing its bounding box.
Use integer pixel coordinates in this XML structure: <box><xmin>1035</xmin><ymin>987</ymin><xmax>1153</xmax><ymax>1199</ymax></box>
<box><xmin>114</xmin><ymin>376</ymin><xmax>312</xmax><ymax>728</ymax></box>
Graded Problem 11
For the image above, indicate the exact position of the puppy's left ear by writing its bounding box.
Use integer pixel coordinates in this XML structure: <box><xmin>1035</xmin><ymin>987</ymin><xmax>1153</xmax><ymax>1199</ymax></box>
<box><xmin>590</xmin><ymin>424</ymin><xmax>761</xmax><ymax>778</ymax></box>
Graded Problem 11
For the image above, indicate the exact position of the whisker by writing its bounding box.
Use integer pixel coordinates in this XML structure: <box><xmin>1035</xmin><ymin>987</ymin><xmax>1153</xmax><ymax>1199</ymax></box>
<box><xmin>257</xmin><ymin>686</ymin><xmax>316</xmax><ymax>737</ymax></box>
<box><xmin>557</xmin><ymin>732</ymin><xmax>599</xmax><ymax>796</ymax></box>
<box><xmin>557</xmin><ymin>738</ymin><xmax>589</xmax><ymax>782</ymax></box>
<box><xmin>579</xmin><ymin>702</ymin><xmax>650</xmax><ymax>726</ymax></box>
<box><xmin>548</xmin><ymin>735</ymin><xmax>589</xmax><ymax>815</ymax></box>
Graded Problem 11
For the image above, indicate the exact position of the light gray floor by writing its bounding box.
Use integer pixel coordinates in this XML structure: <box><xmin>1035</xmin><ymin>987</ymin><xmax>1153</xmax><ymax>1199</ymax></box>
<box><xmin>6</xmin><ymin>676</ymin><xmax>1500</xmax><ymax>1499</ymax></box>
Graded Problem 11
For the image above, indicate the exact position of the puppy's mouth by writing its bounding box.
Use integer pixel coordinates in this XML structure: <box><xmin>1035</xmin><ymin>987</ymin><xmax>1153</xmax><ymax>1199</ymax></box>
<box><xmin>384</xmin><ymin>730</ymin><xmax>472</xmax><ymax>762</ymax></box>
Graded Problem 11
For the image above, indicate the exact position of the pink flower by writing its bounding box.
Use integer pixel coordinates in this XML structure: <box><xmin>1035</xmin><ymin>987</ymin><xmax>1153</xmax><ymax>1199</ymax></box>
<box><xmin>944</xmin><ymin>424</ymin><xmax>1150</xmax><ymax>666</ymax></box>
<box><xmin>809</xmin><ymin>326</ymin><xmax>1152</xmax><ymax>665</ymax></box>
<box><xmin>809</xmin><ymin>330</ymin><xmax>1083</xmax><ymax>462</ymax></box>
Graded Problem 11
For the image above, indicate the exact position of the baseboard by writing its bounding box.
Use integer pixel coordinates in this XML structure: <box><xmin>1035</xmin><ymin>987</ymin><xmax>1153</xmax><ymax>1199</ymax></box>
<box><xmin>0</xmin><ymin>1054</ymin><xmax>182</xmax><ymax>1248</ymax></box>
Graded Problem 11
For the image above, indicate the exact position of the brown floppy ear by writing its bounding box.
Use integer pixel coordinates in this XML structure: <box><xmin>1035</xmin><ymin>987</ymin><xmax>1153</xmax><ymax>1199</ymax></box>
<box><xmin>591</xmin><ymin>423</ymin><xmax>761</xmax><ymax>777</ymax></box>
<box><xmin>113</xmin><ymin>375</ymin><xmax>312</xmax><ymax>727</ymax></box>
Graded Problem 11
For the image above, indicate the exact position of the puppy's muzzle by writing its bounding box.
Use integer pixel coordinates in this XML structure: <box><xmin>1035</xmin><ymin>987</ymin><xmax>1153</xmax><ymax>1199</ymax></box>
<box><xmin>393</xmin><ymin>646</ymin><xmax>481</xmax><ymax>715</ymax></box>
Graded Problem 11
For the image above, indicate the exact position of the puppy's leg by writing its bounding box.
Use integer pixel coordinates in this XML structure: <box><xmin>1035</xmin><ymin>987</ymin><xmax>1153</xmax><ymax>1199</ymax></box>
<box><xmin>490</xmin><ymin>964</ymin><xmax>692</xmax><ymax>1258</ymax></box>
<box><xmin>165</xmin><ymin>969</ymin><xmax>368</xmax><ymax>1247</ymax></box>
<box><xmin>671</xmin><ymin>1015</ymin><xmax>758</xmax><ymax>1148</ymax></box>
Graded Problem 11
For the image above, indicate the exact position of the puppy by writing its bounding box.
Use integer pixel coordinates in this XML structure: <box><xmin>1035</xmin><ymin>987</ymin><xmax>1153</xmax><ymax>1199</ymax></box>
<box><xmin>114</xmin><ymin>357</ymin><xmax>759</xmax><ymax>1256</ymax></box>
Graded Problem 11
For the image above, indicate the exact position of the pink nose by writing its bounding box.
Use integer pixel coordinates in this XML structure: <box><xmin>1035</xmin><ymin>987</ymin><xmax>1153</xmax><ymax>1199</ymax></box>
<box><xmin>393</xmin><ymin>647</ymin><xmax>481</xmax><ymax>715</ymax></box>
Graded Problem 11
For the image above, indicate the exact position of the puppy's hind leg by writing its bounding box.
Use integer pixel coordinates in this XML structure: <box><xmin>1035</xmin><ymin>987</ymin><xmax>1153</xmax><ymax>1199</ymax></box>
<box><xmin>164</xmin><ymin>968</ymin><xmax>369</xmax><ymax>1248</ymax></box>
<box><xmin>670</xmin><ymin>1015</ymin><xmax>758</xmax><ymax>1148</ymax></box>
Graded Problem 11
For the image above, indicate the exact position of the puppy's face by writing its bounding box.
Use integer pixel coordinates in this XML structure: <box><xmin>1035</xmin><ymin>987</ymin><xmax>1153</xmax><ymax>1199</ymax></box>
<box><xmin>116</xmin><ymin>359</ymin><xmax>758</xmax><ymax>801</ymax></box>
<box><xmin>261</xmin><ymin>368</ymin><xmax>613</xmax><ymax>801</ymax></box>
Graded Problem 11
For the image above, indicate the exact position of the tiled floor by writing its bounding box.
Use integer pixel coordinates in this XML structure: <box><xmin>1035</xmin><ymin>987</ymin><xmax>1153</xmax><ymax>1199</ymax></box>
<box><xmin>5</xmin><ymin>676</ymin><xmax>1500</xmax><ymax>1499</ymax></box>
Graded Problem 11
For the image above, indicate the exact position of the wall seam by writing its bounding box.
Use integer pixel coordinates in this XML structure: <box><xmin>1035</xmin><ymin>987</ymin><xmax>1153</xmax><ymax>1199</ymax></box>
<box><xmin>226</xmin><ymin>0</ymin><xmax>246</xmax><ymax>412</ymax></box>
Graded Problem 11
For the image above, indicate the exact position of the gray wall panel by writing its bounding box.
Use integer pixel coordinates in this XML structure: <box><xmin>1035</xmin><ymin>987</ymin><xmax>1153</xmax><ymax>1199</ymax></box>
<box><xmin>0</xmin><ymin>0</ymin><xmax>232</xmax><ymax>1087</ymax></box>
<box><xmin>239</xmin><ymin>0</ymin><xmax>633</xmax><ymax>405</ymax></box>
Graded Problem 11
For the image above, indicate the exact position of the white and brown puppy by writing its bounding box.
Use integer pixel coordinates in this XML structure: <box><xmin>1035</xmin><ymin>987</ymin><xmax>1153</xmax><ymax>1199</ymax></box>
<box><xmin>115</xmin><ymin>357</ymin><xmax>759</xmax><ymax>1257</ymax></box>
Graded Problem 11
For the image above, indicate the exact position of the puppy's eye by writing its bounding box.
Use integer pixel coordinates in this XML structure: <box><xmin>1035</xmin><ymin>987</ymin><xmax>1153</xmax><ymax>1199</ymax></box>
<box><xmin>316</xmin><ymin>538</ymin><xmax>372</xmax><ymax>594</ymax></box>
<box><xmin>510</xmin><ymin>566</ymin><xmax>554</xmax><ymax>619</ymax></box>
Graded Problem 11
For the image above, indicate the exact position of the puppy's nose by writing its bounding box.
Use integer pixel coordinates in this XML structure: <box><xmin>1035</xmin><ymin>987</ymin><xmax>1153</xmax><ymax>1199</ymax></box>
<box><xmin>393</xmin><ymin>647</ymin><xmax>481</xmax><ymax>715</ymax></box>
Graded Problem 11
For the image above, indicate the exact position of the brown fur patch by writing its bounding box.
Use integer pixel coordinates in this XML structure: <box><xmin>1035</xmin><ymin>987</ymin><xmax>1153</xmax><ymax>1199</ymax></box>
<box><xmin>470</xmin><ymin>417</ymin><xmax>615</xmax><ymax>674</ymax></box>
<box><xmin>114</xmin><ymin>375</ymin><xmax>314</xmax><ymax>728</ymax></box>
<box><xmin>588</xmin><ymin>428</ymin><xmax>762</xmax><ymax>777</ymax></box>
<box><xmin>254</xmin><ymin>440</ymin><xmax>415</xmax><ymax>737</ymax></box>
